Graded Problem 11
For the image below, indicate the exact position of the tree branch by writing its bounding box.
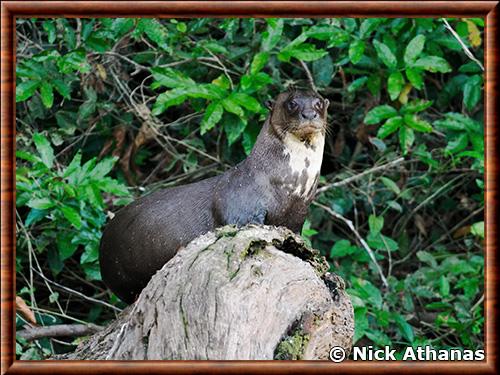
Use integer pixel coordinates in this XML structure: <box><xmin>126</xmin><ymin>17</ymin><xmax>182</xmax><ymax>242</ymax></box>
<box><xmin>17</xmin><ymin>324</ymin><xmax>103</xmax><ymax>342</ymax></box>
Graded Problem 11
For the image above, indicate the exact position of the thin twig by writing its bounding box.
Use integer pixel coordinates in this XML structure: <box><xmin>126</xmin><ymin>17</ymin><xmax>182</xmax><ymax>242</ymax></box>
<box><xmin>442</xmin><ymin>18</ymin><xmax>484</xmax><ymax>71</ymax></box>
<box><xmin>101</xmin><ymin>51</ymin><xmax>149</xmax><ymax>75</ymax></box>
<box><xmin>316</xmin><ymin>157</ymin><xmax>405</xmax><ymax>196</ymax></box>
<box><xmin>313</xmin><ymin>202</ymin><xmax>389</xmax><ymax>288</ymax></box>
<box><xmin>17</xmin><ymin>324</ymin><xmax>102</xmax><ymax>342</ymax></box>
<box><xmin>201</xmin><ymin>48</ymin><xmax>234</xmax><ymax>90</ymax></box>
<box><xmin>299</xmin><ymin>60</ymin><xmax>317</xmax><ymax>93</ymax></box>
<box><xmin>396</xmin><ymin>175</ymin><xmax>463</xmax><ymax>234</ymax></box>
<box><xmin>31</xmin><ymin>268</ymin><xmax>122</xmax><ymax>313</ymax></box>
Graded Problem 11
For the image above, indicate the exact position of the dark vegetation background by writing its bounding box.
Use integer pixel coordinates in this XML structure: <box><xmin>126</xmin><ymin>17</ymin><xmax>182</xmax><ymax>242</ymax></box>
<box><xmin>15</xmin><ymin>17</ymin><xmax>484</xmax><ymax>359</ymax></box>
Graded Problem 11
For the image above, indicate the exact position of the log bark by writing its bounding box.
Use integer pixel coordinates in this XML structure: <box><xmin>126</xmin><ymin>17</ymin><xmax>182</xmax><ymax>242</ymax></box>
<box><xmin>55</xmin><ymin>224</ymin><xmax>354</xmax><ymax>360</ymax></box>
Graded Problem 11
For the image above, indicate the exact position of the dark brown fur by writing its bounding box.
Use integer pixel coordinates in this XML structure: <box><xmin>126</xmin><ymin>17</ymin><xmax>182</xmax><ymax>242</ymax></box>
<box><xmin>99</xmin><ymin>90</ymin><xmax>329</xmax><ymax>303</ymax></box>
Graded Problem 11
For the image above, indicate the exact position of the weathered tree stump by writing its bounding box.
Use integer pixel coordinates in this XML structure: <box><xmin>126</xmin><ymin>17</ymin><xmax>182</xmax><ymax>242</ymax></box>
<box><xmin>55</xmin><ymin>225</ymin><xmax>354</xmax><ymax>360</ymax></box>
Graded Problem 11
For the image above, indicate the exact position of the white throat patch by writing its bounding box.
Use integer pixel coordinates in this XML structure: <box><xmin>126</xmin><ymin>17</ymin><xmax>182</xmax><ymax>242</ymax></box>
<box><xmin>282</xmin><ymin>132</ymin><xmax>325</xmax><ymax>197</ymax></box>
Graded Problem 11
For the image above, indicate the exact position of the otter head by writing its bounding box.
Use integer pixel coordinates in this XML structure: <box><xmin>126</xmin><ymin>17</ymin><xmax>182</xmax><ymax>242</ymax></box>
<box><xmin>265</xmin><ymin>89</ymin><xmax>329</xmax><ymax>143</ymax></box>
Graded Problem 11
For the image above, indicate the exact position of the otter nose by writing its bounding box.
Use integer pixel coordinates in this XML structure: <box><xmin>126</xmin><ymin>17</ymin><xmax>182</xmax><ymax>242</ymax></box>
<box><xmin>301</xmin><ymin>110</ymin><xmax>318</xmax><ymax>120</ymax></box>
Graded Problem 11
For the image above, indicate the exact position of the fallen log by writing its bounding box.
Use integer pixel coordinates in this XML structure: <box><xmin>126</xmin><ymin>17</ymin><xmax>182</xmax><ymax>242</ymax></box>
<box><xmin>55</xmin><ymin>224</ymin><xmax>354</xmax><ymax>360</ymax></box>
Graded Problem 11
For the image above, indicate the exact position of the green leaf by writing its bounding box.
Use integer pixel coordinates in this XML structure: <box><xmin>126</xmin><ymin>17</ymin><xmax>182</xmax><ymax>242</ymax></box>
<box><xmin>312</xmin><ymin>55</ymin><xmax>334</xmax><ymax>87</ymax></box>
<box><xmin>387</xmin><ymin>71</ymin><xmax>404</xmax><ymax>101</ymax></box>
<box><xmin>27</xmin><ymin>198</ymin><xmax>55</xmax><ymax>210</ymax></box>
<box><xmin>348</xmin><ymin>76</ymin><xmax>368</xmax><ymax>93</ymax></box>
<box><xmin>57</xmin><ymin>233</ymin><xmax>78</xmax><ymax>260</ymax></box>
<box><xmin>439</xmin><ymin>275</ymin><xmax>450</xmax><ymax>297</ymax></box>
<box><xmin>401</xmin><ymin>99</ymin><xmax>433</xmax><ymax>114</ymax></box>
<box><xmin>399</xmin><ymin>126</ymin><xmax>415</xmax><ymax>155</ymax></box>
<box><xmin>52</xmin><ymin>79</ymin><xmax>71</xmax><ymax>99</ymax></box>
<box><xmin>222</xmin><ymin>97</ymin><xmax>245</xmax><ymax>118</ymax></box>
<box><xmin>354</xmin><ymin>278</ymin><xmax>383</xmax><ymax>309</ymax></box>
<box><xmin>60</xmin><ymin>205</ymin><xmax>82</xmax><ymax>229</ymax></box>
<box><xmin>417</xmin><ymin>250</ymin><xmax>437</xmax><ymax>267</ymax></box>
<box><xmin>78</xmin><ymin>88</ymin><xmax>97</xmax><ymax>121</ymax></box>
<box><xmin>463</xmin><ymin>75</ymin><xmax>482</xmax><ymax>111</ymax></box>
<box><xmin>152</xmin><ymin>88</ymin><xmax>188</xmax><ymax>115</ymax></box>
<box><xmin>176</xmin><ymin>22</ymin><xmax>187</xmax><ymax>33</ymax></box>
<box><xmin>367</xmin><ymin>74</ymin><xmax>382</xmax><ymax>96</ymax></box>
<box><xmin>242</xmin><ymin>121</ymin><xmax>260</xmax><ymax>155</ymax></box>
<box><xmin>405</xmin><ymin>68</ymin><xmax>423</xmax><ymax>90</ymax></box>
<box><xmin>412</xmin><ymin>56</ymin><xmax>451</xmax><ymax>73</ymax></box>
<box><xmin>377</xmin><ymin>116</ymin><xmax>402</xmax><ymax>139</ymax></box>
<box><xmin>240</xmin><ymin>72</ymin><xmax>273</xmax><ymax>93</ymax></box>
<box><xmin>349</xmin><ymin>40</ymin><xmax>365</xmax><ymax>64</ymax></box>
<box><xmin>368</xmin><ymin>231</ymin><xmax>398</xmax><ymax>253</ymax></box>
<box><xmin>231</xmin><ymin>93</ymin><xmax>261</xmax><ymax>113</ymax></box>
<box><xmin>380</xmin><ymin>176</ymin><xmax>401</xmax><ymax>195</ymax></box>
<box><xmin>445</xmin><ymin>133</ymin><xmax>469</xmax><ymax>154</ymax></box>
<box><xmin>200</xmin><ymin>101</ymin><xmax>223</xmax><ymax>134</ymax></box>
<box><xmin>369</xmin><ymin>214</ymin><xmax>384</xmax><ymax>235</ymax></box>
<box><xmin>80</xmin><ymin>243</ymin><xmax>98</xmax><ymax>264</ymax></box>
<box><xmin>82</xmin><ymin>262</ymin><xmax>101</xmax><ymax>281</ymax></box>
<box><xmin>49</xmin><ymin>292</ymin><xmax>59</xmax><ymax>304</ymax></box>
<box><xmin>330</xmin><ymin>240</ymin><xmax>358</xmax><ymax>258</ymax></box>
<box><xmin>224</xmin><ymin>115</ymin><xmax>247</xmax><ymax>145</ymax></box>
<box><xmin>354</xmin><ymin>307</ymin><xmax>369</xmax><ymax>343</ymax></box>
<box><xmin>57</xmin><ymin>50</ymin><xmax>90</xmax><ymax>74</ymax></box>
<box><xmin>404</xmin><ymin>35</ymin><xmax>426</xmax><ymax>65</ymax></box>
<box><xmin>364</xmin><ymin>105</ymin><xmax>398</xmax><ymax>125</ymax></box>
<box><xmin>261</xmin><ymin>19</ymin><xmax>284</xmax><ymax>52</ymax></box>
<box><xmin>403</xmin><ymin>114</ymin><xmax>433</xmax><ymax>132</ymax></box>
<box><xmin>39</xmin><ymin>82</ymin><xmax>54</xmax><ymax>108</ymax></box>
<box><xmin>305</xmin><ymin>24</ymin><xmax>335</xmax><ymax>41</ymax></box>
<box><xmin>151</xmin><ymin>67</ymin><xmax>196</xmax><ymax>89</ymax></box>
<box><xmin>16</xmin><ymin>80</ymin><xmax>39</xmax><ymax>102</ymax></box>
<box><xmin>250</xmin><ymin>52</ymin><xmax>269</xmax><ymax>75</ymax></box>
<box><xmin>359</xmin><ymin>19</ymin><xmax>383</xmax><ymax>39</ymax></box>
<box><xmin>16</xmin><ymin>150</ymin><xmax>38</xmax><ymax>163</ymax></box>
<box><xmin>137</xmin><ymin>19</ymin><xmax>169</xmax><ymax>51</ymax></box>
<box><xmin>33</xmin><ymin>133</ymin><xmax>54</xmax><ymax>168</ymax></box>
<box><xmin>394</xmin><ymin>314</ymin><xmax>414</xmax><ymax>343</ymax></box>
<box><xmin>63</xmin><ymin>151</ymin><xmax>82</xmax><ymax>179</ymax></box>
<box><xmin>212</xmin><ymin>75</ymin><xmax>231</xmax><ymax>90</ymax></box>
<box><xmin>373</xmin><ymin>40</ymin><xmax>397</xmax><ymax>69</ymax></box>
<box><xmin>42</xmin><ymin>20</ymin><xmax>57</xmax><ymax>43</ymax></box>
<box><xmin>111</xmin><ymin>18</ymin><xmax>135</xmax><ymax>36</ymax></box>
<box><xmin>90</xmin><ymin>157</ymin><xmax>116</xmax><ymax>179</ymax></box>
<box><xmin>85</xmin><ymin>35</ymin><xmax>110</xmax><ymax>52</ymax></box>
<box><xmin>99</xmin><ymin>177</ymin><xmax>130</xmax><ymax>196</ymax></box>
<box><xmin>471</xmin><ymin>221</ymin><xmax>484</xmax><ymax>238</ymax></box>
<box><xmin>278</xmin><ymin>43</ymin><xmax>327</xmax><ymax>62</ymax></box>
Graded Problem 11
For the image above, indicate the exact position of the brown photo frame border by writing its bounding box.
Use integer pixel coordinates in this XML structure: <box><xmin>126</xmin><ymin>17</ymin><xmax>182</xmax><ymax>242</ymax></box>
<box><xmin>1</xmin><ymin>1</ymin><xmax>498</xmax><ymax>374</ymax></box>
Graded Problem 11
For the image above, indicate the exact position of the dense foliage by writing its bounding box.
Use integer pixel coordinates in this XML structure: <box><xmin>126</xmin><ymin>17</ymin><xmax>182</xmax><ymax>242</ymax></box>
<box><xmin>15</xmin><ymin>17</ymin><xmax>484</xmax><ymax>359</ymax></box>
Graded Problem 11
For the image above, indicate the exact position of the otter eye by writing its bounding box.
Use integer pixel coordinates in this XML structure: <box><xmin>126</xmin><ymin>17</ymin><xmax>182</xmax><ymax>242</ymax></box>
<box><xmin>287</xmin><ymin>100</ymin><xmax>298</xmax><ymax>111</ymax></box>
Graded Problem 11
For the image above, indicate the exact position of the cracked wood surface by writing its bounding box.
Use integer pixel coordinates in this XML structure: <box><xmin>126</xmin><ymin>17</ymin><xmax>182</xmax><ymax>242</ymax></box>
<box><xmin>55</xmin><ymin>225</ymin><xmax>354</xmax><ymax>360</ymax></box>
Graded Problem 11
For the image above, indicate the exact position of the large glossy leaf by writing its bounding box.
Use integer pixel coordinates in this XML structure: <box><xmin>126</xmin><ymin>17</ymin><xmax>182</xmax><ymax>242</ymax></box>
<box><xmin>404</xmin><ymin>35</ymin><xmax>426</xmax><ymax>65</ymax></box>
<box><xmin>412</xmin><ymin>56</ymin><xmax>451</xmax><ymax>73</ymax></box>
<box><xmin>16</xmin><ymin>80</ymin><xmax>39</xmax><ymax>102</ymax></box>
<box><xmin>373</xmin><ymin>40</ymin><xmax>397</xmax><ymax>69</ymax></box>
<box><xmin>200</xmin><ymin>101</ymin><xmax>223</xmax><ymax>134</ymax></box>
<box><xmin>33</xmin><ymin>133</ymin><xmax>54</xmax><ymax>168</ymax></box>
<box><xmin>364</xmin><ymin>105</ymin><xmax>398</xmax><ymax>125</ymax></box>
<box><xmin>388</xmin><ymin>71</ymin><xmax>404</xmax><ymax>101</ymax></box>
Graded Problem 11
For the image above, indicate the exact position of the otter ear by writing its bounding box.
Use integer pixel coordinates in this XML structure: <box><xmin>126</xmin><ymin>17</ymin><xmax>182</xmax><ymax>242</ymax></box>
<box><xmin>323</xmin><ymin>98</ymin><xmax>330</xmax><ymax>109</ymax></box>
<box><xmin>264</xmin><ymin>99</ymin><xmax>275</xmax><ymax>110</ymax></box>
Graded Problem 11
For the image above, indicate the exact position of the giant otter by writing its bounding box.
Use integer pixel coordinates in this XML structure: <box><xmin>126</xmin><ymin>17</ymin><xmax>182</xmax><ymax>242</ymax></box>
<box><xmin>99</xmin><ymin>89</ymin><xmax>329</xmax><ymax>303</ymax></box>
